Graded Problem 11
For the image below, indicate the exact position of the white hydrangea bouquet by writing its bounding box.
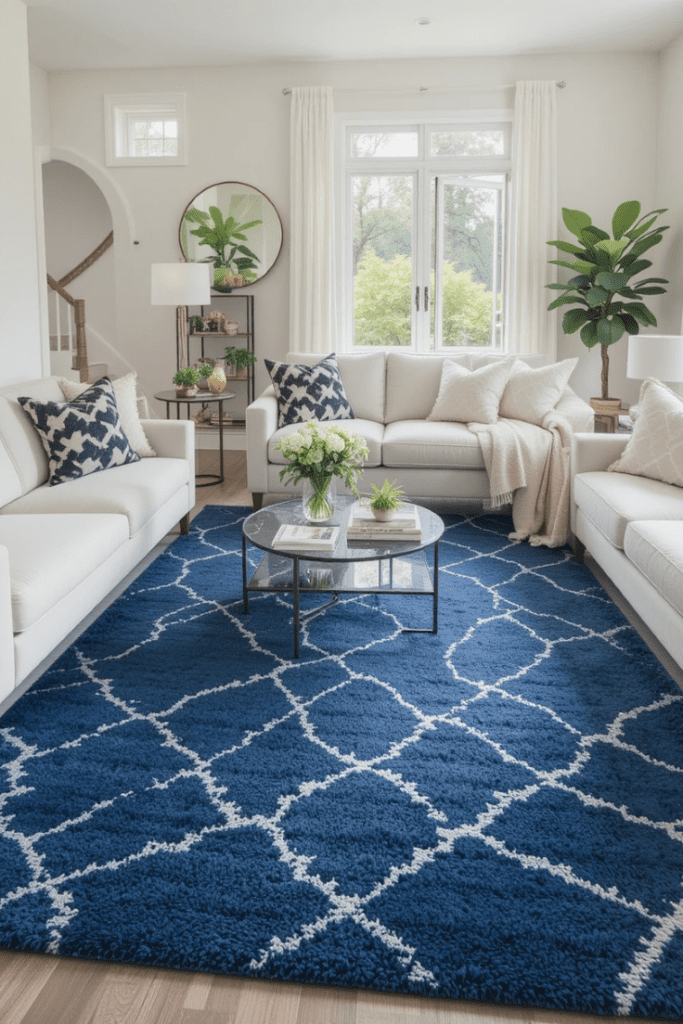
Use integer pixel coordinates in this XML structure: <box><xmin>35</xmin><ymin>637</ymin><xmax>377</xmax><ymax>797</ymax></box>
<box><xmin>275</xmin><ymin>422</ymin><xmax>369</xmax><ymax>521</ymax></box>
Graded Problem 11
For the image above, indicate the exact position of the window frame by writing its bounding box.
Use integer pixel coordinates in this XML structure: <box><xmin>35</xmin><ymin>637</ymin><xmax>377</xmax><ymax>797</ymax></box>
<box><xmin>336</xmin><ymin>110</ymin><xmax>512</xmax><ymax>353</ymax></box>
<box><xmin>104</xmin><ymin>93</ymin><xmax>187</xmax><ymax>167</ymax></box>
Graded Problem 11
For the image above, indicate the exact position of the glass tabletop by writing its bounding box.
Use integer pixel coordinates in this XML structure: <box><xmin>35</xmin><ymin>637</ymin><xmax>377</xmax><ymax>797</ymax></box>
<box><xmin>243</xmin><ymin>497</ymin><xmax>444</xmax><ymax>563</ymax></box>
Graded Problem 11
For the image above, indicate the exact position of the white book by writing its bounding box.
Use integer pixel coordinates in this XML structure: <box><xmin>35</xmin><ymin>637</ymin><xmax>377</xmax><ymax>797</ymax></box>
<box><xmin>271</xmin><ymin>524</ymin><xmax>340</xmax><ymax>550</ymax></box>
<box><xmin>349</xmin><ymin>503</ymin><xmax>420</xmax><ymax>531</ymax></box>
<box><xmin>346</xmin><ymin>530</ymin><xmax>422</xmax><ymax>542</ymax></box>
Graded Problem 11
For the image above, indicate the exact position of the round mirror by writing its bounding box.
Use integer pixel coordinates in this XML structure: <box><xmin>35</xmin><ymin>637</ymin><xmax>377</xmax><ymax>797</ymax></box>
<box><xmin>179</xmin><ymin>182</ymin><xmax>283</xmax><ymax>292</ymax></box>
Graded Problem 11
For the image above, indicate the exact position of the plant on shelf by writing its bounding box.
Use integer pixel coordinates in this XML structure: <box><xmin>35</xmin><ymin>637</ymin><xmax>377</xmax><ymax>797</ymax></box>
<box><xmin>183</xmin><ymin>205</ymin><xmax>262</xmax><ymax>292</ymax></box>
<box><xmin>196</xmin><ymin>362</ymin><xmax>214</xmax><ymax>390</ymax></box>
<box><xmin>224</xmin><ymin>346</ymin><xmax>256</xmax><ymax>376</ymax></box>
<box><xmin>547</xmin><ymin>201</ymin><xmax>668</xmax><ymax>409</ymax></box>
<box><xmin>172</xmin><ymin>366</ymin><xmax>199</xmax><ymax>397</ymax></box>
<box><xmin>367</xmin><ymin>479</ymin><xmax>406</xmax><ymax>521</ymax></box>
<box><xmin>189</xmin><ymin>315</ymin><xmax>205</xmax><ymax>334</ymax></box>
<box><xmin>276</xmin><ymin>422</ymin><xmax>369</xmax><ymax>522</ymax></box>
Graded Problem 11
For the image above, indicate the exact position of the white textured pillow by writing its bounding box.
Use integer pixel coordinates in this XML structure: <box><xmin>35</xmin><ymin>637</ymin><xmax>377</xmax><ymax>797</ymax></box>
<box><xmin>427</xmin><ymin>359</ymin><xmax>513</xmax><ymax>424</ymax></box>
<box><xmin>58</xmin><ymin>372</ymin><xmax>156</xmax><ymax>457</ymax></box>
<box><xmin>608</xmin><ymin>378</ymin><xmax>683</xmax><ymax>487</ymax></box>
<box><xmin>499</xmin><ymin>358</ymin><xmax>578</xmax><ymax>424</ymax></box>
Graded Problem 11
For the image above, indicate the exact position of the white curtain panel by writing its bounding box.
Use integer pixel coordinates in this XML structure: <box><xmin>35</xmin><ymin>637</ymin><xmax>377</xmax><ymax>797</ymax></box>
<box><xmin>507</xmin><ymin>81</ymin><xmax>558</xmax><ymax>359</ymax></box>
<box><xmin>289</xmin><ymin>86</ymin><xmax>337</xmax><ymax>354</ymax></box>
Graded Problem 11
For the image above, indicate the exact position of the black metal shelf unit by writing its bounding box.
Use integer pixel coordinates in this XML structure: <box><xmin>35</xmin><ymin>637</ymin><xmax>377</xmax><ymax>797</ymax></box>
<box><xmin>188</xmin><ymin>294</ymin><xmax>255</xmax><ymax>419</ymax></box>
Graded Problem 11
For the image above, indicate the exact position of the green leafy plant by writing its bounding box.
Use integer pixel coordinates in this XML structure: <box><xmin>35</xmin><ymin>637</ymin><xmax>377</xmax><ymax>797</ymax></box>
<box><xmin>197</xmin><ymin>363</ymin><xmax>214</xmax><ymax>379</ymax></box>
<box><xmin>224</xmin><ymin>346</ymin><xmax>256</xmax><ymax>370</ymax></box>
<box><xmin>547</xmin><ymin>201</ymin><xmax>668</xmax><ymax>399</ymax></box>
<box><xmin>368</xmin><ymin>479</ymin><xmax>406</xmax><ymax>511</ymax></box>
<box><xmin>183</xmin><ymin>206</ymin><xmax>262</xmax><ymax>290</ymax></box>
<box><xmin>172</xmin><ymin>367</ymin><xmax>199</xmax><ymax>387</ymax></box>
<box><xmin>189</xmin><ymin>315</ymin><xmax>205</xmax><ymax>333</ymax></box>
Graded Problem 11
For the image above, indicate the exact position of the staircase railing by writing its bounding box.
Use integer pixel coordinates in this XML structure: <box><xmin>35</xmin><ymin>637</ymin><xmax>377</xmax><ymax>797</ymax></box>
<box><xmin>46</xmin><ymin>230</ymin><xmax>113</xmax><ymax>383</ymax></box>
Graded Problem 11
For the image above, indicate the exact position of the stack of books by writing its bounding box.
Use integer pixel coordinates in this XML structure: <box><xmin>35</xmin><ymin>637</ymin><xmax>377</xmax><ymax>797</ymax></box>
<box><xmin>346</xmin><ymin>503</ymin><xmax>422</xmax><ymax>542</ymax></box>
<box><xmin>271</xmin><ymin>524</ymin><xmax>340</xmax><ymax>550</ymax></box>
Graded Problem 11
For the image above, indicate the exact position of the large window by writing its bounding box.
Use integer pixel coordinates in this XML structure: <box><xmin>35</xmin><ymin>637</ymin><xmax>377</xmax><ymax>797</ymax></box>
<box><xmin>340</xmin><ymin>116</ymin><xmax>511</xmax><ymax>351</ymax></box>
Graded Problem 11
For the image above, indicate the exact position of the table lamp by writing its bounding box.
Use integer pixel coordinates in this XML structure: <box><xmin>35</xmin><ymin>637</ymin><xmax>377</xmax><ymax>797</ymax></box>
<box><xmin>151</xmin><ymin>262</ymin><xmax>211</xmax><ymax>369</ymax></box>
<box><xmin>627</xmin><ymin>334</ymin><xmax>683</xmax><ymax>385</ymax></box>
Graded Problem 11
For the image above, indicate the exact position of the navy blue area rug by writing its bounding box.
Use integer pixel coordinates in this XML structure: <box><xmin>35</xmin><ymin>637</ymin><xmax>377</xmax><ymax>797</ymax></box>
<box><xmin>1</xmin><ymin>505</ymin><xmax>682</xmax><ymax>1019</ymax></box>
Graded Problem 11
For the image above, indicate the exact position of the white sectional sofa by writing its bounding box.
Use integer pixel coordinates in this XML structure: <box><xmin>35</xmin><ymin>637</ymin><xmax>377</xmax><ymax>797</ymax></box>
<box><xmin>247</xmin><ymin>349</ymin><xmax>594</xmax><ymax>509</ymax></box>
<box><xmin>571</xmin><ymin>433</ymin><xmax>683</xmax><ymax>670</ymax></box>
<box><xmin>0</xmin><ymin>375</ymin><xmax>195</xmax><ymax>700</ymax></box>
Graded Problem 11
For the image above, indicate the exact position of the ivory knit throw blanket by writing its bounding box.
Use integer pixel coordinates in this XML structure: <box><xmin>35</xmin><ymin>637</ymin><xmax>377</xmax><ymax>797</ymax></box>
<box><xmin>468</xmin><ymin>411</ymin><xmax>573</xmax><ymax>548</ymax></box>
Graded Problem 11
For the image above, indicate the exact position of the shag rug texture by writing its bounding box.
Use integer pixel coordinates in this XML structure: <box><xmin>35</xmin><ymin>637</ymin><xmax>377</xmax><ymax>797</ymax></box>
<box><xmin>1</xmin><ymin>505</ymin><xmax>683</xmax><ymax>1020</ymax></box>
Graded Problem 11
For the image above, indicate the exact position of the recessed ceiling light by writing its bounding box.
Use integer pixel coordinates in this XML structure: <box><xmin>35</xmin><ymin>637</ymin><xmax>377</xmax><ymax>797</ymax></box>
<box><xmin>415</xmin><ymin>17</ymin><xmax>432</xmax><ymax>26</ymax></box>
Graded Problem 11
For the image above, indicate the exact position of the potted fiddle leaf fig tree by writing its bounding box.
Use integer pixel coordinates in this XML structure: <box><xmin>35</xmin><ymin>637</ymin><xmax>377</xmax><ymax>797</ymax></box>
<box><xmin>547</xmin><ymin>201</ymin><xmax>668</xmax><ymax>410</ymax></box>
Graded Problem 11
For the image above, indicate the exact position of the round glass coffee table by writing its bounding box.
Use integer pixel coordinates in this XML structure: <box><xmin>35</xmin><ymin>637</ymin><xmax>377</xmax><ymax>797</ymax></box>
<box><xmin>242</xmin><ymin>497</ymin><xmax>444</xmax><ymax>658</ymax></box>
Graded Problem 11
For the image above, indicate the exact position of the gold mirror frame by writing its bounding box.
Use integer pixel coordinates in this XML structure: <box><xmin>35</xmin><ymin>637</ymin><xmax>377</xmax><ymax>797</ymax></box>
<box><xmin>179</xmin><ymin>181</ymin><xmax>283</xmax><ymax>292</ymax></box>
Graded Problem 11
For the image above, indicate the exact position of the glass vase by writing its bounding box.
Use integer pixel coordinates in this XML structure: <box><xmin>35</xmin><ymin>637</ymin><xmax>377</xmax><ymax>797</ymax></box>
<box><xmin>302</xmin><ymin>475</ymin><xmax>336</xmax><ymax>523</ymax></box>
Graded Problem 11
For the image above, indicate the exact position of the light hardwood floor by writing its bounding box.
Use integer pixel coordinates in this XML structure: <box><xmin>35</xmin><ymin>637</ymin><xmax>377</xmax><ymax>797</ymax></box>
<box><xmin>1</xmin><ymin>449</ymin><xmax>678</xmax><ymax>1024</ymax></box>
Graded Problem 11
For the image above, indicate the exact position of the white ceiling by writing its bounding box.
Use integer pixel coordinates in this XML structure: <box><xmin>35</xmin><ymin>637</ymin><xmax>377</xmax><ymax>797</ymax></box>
<box><xmin>23</xmin><ymin>0</ymin><xmax>683</xmax><ymax>72</ymax></box>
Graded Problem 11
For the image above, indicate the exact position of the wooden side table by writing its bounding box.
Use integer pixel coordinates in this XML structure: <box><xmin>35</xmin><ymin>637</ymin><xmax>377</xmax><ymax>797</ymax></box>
<box><xmin>154</xmin><ymin>390</ymin><xmax>235</xmax><ymax>486</ymax></box>
<box><xmin>593</xmin><ymin>407</ymin><xmax>630</xmax><ymax>434</ymax></box>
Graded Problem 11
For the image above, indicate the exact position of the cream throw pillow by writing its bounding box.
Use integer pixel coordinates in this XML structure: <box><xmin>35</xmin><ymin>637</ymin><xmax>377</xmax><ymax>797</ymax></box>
<box><xmin>499</xmin><ymin>358</ymin><xmax>578</xmax><ymax>424</ymax></box>
<box><xmin>427</xmin><ymin>359</ymin><xmax>513</xmax><ymax>424</ymax></box>
<box><xmin>58</xmin><ymin>372</ymin><xmax>156</xmax><ymax>457</ymax></box>
<box><xmin>608</xmin><ymin>378</ymin><xmax>683</xmax><ymax>487</ymax></box>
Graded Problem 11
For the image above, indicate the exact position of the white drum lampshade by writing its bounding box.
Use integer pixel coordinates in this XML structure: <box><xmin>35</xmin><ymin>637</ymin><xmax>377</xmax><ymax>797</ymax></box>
<box><xmin>151</xmin><ymin>262</ymin><xmax>211</xmax><ymax>369</ymax></box>
<box><xmin>627</xmin><ymin>335</ymin><xmax>683</xmax><ymax>384</ymax></box>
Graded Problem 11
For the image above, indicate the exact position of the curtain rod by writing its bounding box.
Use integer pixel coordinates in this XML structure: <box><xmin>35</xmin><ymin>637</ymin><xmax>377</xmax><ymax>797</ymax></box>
<box><xmin>282</xmin><ymin>81</ymin><xmax>566</xmax><ymax>95</ymax></box>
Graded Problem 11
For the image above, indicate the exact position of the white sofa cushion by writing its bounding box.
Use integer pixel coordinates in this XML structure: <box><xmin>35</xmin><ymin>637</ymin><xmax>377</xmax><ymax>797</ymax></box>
<box><xmin>385</xmin><ymin>351</ymin><xmax>471</xmax><ymax>424</ymax></box>
<box><xmin>624</xmin><ymin>520</ymin><xmax>683</xmax><ymax>617</ymax></box>
<box><xmin>0</xmin><ymin>513</ymin><xmax>129</xmax><ymax>632</ymax></box>
<box><xmin>573</xmin><ymin>471</ymin><xmax>683</xmax><ymax>549</ymax></box>
<box><xmin>427</xmin><ymin>359</ymin><xmax>512</xmax><ymax>424</ymax></box>
<box><xmin>1</xmin><ymin>458</ymin><xmax>190</xmax><ymax>536</ymax></box>
<box><xmin>609</xmin><ymin>378</ymin><xmax>683</xmax><ymax>487</ymax></box>
<box><xmin>336</xmin><ymin>351</ymin><xmax>386</xmax><ymax>422</ymax></box>
<box><xmin>499</xmin><ymin>358</ymin><xmax>578</xmax><ymax>424</ymax></box>
<box><xmin>268</xmin><ymin>418</ymin><xmax>384</xmax><ymax>468</ymax></box>
<box><xmin>0</xmin><ymin>377</ymin><xmax>64</xmax><ymax>498</ymax></box>
<box><xmin>382</xmin><ymin>420</ymin><xmax>485</xmax><ymax>469</ymax></box>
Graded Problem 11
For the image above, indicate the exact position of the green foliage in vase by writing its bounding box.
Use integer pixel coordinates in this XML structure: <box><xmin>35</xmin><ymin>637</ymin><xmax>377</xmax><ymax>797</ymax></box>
<box><xmin>547</xmin><ymin>201</ymin><xmax>668</xmax><ymax>399</ymax></box>
<box><xmin>183</xmin><ymin>206</ymin><xmax>262</xmax><ymax>287</ymax></box>
<box><xmin>197</xmin><ymin>363</ymin><xmax>214</xmax><ymax>379</ymax></box>
<box><xmin>368</xmin><ymin>479</ymin><xmax>406</xmax><ymax>511</ymax></box>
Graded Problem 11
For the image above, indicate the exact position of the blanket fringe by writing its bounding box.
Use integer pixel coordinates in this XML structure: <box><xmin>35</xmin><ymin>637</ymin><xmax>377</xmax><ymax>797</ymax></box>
<box><xmin>488</xmin><ymin>490</ymin><xmax>515</xmax><ymax>508</ymax></box>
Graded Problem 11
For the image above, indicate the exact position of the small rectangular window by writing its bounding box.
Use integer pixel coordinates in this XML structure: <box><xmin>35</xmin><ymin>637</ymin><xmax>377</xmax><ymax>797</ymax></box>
<box><xmin>429</xmin><ymin>128</ymin><xmax>507</xmax><ymax>158</ymax></box>
<box><xmin>105</xmin><ymin>94</ymin><xmax>186</xmax><ymax>166</ymax></box>
<box><xmin>350</xmin><ymin>130</ymin><xmax>419</xmax><ymax>159</ymax></box>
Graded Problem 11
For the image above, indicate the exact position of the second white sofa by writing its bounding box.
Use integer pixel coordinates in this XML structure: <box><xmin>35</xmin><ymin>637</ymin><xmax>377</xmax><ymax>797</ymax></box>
<box><xmin>247</xmin><ymin>349</ymin><xmax>594</xmax><ymax>509</ymax></box>
<box><xmin>0</xmin><ymin>375</ymin><xmax>195</xmax><ymax>702</ymax></box>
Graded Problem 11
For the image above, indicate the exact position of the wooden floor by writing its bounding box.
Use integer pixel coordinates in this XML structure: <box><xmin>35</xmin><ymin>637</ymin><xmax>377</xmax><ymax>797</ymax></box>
<box><xmin>0</xmin><ymin>450</ymin><xmax>677</xmax><ymax>1024</ymax></box>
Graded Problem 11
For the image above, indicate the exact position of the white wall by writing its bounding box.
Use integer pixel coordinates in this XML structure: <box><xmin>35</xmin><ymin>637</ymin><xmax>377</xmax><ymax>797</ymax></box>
<box><xmin>46</xmin><ymin>52</ymin><xmax>661</xmax><ymax>409</ymax></box>
<box><xmin>656</xmin><ymin>30</ymin><xmax>683</xmax><ymax>339</ymax></box>
<box><xmin>0</xmin><ymin>0</ymin><xmax>45</xmax><ymax>385</ymax></box>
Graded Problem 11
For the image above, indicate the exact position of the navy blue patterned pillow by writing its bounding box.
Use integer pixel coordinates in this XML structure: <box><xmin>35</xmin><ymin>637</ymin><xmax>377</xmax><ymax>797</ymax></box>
<box><xmin>19</xmin><ymin>377</ymin><xmax>140</xmax><ymax>486</ymax></box>
<box><xmin>264</xmin><ymin>354</ymin><xmax>354</xmax><ymax>428</ymax></box>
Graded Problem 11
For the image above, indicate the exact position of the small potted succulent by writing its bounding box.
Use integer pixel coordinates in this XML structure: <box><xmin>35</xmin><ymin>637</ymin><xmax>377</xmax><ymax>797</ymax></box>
<box><xmin>367</xmin><ymin>479</ymin><xmax>406</xmax><ymax>521</ymax></box>
<box><xmin>224</xmin><ymin>346</ymin><xmax>256</xmax><ymax>378</ymax></box>
<box><xmin>196</xmin><ymin>361</ymin><xmax>214</xmax><ymax>391</ymax></box>
<box><xmin>172</xmin><ymin>366</ymin><xmax>199</xmax><ymax>397</ymax></box>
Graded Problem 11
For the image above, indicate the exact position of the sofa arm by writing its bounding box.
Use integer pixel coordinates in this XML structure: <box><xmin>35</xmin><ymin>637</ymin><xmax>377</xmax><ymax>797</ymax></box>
<box><xmin>141</xmin><ymin>419</ymin><xmax>195</xmax><ymax>512</ymax></box>
<box><xmin>571</xmin><ymin>432</ymin><xmax>630</xmax><ymax>477</ymax></box>
<box><xmin>0</xmin><ymin>545</ymin><xmax>14</xmax><ymax>702</ymax></box>
<box><xmin>246</xmin><ymin>390</ymin><xmax>279</xmax><ymax>497</ymax></box>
